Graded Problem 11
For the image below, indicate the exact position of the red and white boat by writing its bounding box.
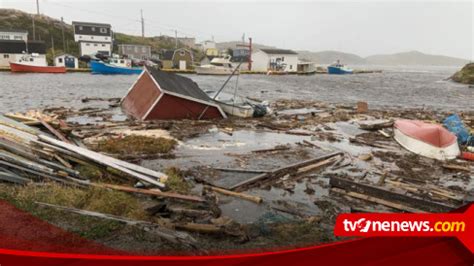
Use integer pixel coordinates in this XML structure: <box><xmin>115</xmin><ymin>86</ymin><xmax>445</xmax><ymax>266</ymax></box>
<box><xmin>394</xmin><ymin>119</ymin><xmax>460</xmax><ymax>160</ymax></box>
<box><xmin>10</xmin><ymin>54</ymin><xmax>66</xmax><ymax>73</ymax></box>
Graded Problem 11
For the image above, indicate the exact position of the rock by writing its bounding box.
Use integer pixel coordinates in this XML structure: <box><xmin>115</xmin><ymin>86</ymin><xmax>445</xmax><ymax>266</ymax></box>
<box><xmin>451</xmin><ymin>63</ymin><xmax>474</xmax><ymax>84</ymax></box>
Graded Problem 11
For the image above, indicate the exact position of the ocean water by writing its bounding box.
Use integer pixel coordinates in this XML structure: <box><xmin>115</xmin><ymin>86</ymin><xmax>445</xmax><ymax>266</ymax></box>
<box><xmin>0</xmin><ymin>65</ymin><xmax>472</xmax><ymax>113</ymax></box>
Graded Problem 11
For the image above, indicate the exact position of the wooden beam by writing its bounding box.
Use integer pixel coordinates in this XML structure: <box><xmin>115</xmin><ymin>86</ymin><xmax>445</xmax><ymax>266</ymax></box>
<box><xmin>230</xmin><ymin>151</ymin><xmax>342</xmax><ymax>191</ymax></box>
<box><xmin>331</xmin><ymin>188</ymin><xmax>424</xmax><ymax>213</ymax></box>
<box><xmin>329</xmin><ymin>176</ymin><xmax>455</xmax><ymax>212</ymax></box>
<box><xmin>35</xmin><ymin>201</ymin><xmax>197</xmax><ymax>247</ymax></box>
<box><xmin>93</xmin><ymin>183</ymin><xmax>205</xmax><ymax>203</ymax></box>
<box><xmin>39</xmin><ymin>117</ymin><xmax>73</xmax><ymax>144</ymax></box>
<box><xmin>207</xmin><ymin>186</ymin><xmax>263</xmax><ymax>204</ymax></box>
<box><xmin>38</xmin><ymin>135</ymin><xmax>166</xmax><ymax>188</ymax></box>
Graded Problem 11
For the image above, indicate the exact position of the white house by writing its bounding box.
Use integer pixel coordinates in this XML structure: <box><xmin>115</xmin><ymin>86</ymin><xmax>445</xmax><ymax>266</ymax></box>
<box><xmin>72</xmin><ymin>21</ymin><xmax>113</xmax><ymax>56</ymax></box>
<box><xmin>251</xmin><ymin>49</ymin><xmax>298</xmax><ymax>72</ymax></box>
<box><xmin>0</xmin><ymin>29</ymin><xmax>28</xmax><ymax>41</ymax></box>
<box><xmin>0</xmin><ymin>40</ymin><xmax>46</xmax><ymax>67</ymax></box>
<box><xmin>54</xmin><ymin>54</ymin><xmax>79</xmax><ymax>69</ymax></box>
<box><xmin>197</xmin><ymin>40</ymin><xmax>216</xmax><ymax>51</ymax></box>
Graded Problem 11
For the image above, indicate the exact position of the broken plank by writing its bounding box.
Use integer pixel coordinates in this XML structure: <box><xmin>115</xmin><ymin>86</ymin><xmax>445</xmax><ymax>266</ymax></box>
<box><xmin>39</xmin><ymin>117</ymin><xmax>73</xmax><ymax>144</ymax></box>
<box><xmin>35</xmin><ymin>201</ymin><xmax>197</xmax><ymax>247</ymax></box>
<box><xmin>296</xmin><ymin>156</ymin><xmax>339</xmax><ymax>176</ymax></box>
<box><xmin>331</xmin><ymin>188</ymin><xmax>424</xmax><ymax>213</ymax></box>
<box><xmin>441</xmin><ymin>164</ymin><xmax>471</xmax><ymax>172</ymax></box>
<box><xmin>175</xmin><ymin>223</ymin><xmax>223</xmax><ymax>234</ymax></box>
<box><xmin>212</xmin><ymin>167</ymin><xmax>270</xmax><ymax>174</ymax></box>
<box><xmin>329</xmin><ymin>176</ymin><xmax>455</xmax><ymax>212</ymax></box>
<box><xmin>94</xmin><ymin>183</ymin><xmax>205</xmax><ymax>203</ymax></box>
<box><xmin>251</xmin><ymin>146</ymin><xmax>290</xmax><ymax>153</ymax></box>
<box><xmin>207</xmin><ymin>186</ymin><xmax>263</xmax><ymax>204</ymax></box>
<box><xmin>0</xmin><ymin>171</ymin><xmax>30</xmax><ymax>184</ymax></box>
<box><xmin>230</xmin><ymin>151</ymin><xmax>342</xmax><ymax>191</ymax></box>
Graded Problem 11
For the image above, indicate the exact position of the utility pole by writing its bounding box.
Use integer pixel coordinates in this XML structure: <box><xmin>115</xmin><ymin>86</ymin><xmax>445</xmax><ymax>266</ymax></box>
<box><xmin>175</xmin><ymin>30</ymin><xmax>178</xmax><ymax>49</ymax></box>
<box><xmin>32</xmin><ymin>15</ymin><xmax>36</xmax><ymax>41</ymax></box>
<box><xmin>61</xmin><ymin>17</ymin><xmax>66</xmax><ymax>52</ymax></box>
<box><xmin>51</xmin><ymin>35</ymin><xmax>55</xmax><ymax>58</ymax></box>
<box><xmin>140</xmin><ymin>9</ymin><xmax>145</xmax><ymax>39</ymax></box>
<box><xmin>36</xmin><ymin>0</ymin><xmax>40</xmax><ymax>15</ymax></box>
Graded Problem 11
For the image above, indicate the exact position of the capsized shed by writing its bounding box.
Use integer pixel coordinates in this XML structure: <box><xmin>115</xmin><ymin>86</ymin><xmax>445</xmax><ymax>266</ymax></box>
<box><xmin>121</xmin><ymin>66</ymin><xmax>226</xmax><ymax>120</ymax></box>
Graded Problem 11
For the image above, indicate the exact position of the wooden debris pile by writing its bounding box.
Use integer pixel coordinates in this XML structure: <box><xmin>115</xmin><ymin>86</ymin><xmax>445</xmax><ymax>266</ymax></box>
<box><xmin>0</xmin><ymin>114</ymin><xmax>166</xmax><ymax>188</ymax></box>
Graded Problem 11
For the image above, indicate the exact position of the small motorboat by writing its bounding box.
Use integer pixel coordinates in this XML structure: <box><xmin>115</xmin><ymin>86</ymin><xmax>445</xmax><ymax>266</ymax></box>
<box><xmin>10</xmin><ymin>54</ymin><xmax>66</xmax><ymax>73</ymax></box>
<box><xmin>205</xmin><ymin>90</ymin><xmax>270</xmax><ymax>118</ymax></box>
<box><xmin>327</xmin><ymin>60</ymin><xmax>353</xmax><ymax>74</ymax></box>
<box><xmin>195</xmin><ymin>55</ymin><xmax>238</xmax><ymax>75</ymax></box>
<box><xmin>90</xmin><ymin>60</ymin><xmax>143</xmax><ymax>75</ymax></box>
<box><xmin>394</xmin><ymin>119</ymin><xmax>460</xmax><ymax>160</ymax></box>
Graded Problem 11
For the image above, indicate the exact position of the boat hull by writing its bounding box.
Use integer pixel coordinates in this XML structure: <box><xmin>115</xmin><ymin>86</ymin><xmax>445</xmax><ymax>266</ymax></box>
<box><xmin>9</xmin><ymin>62</ymin><xmax>66</xmax><ymax>73</ymax></box>
<box><xmin>394</xmin><ymin>121</ymin><xmax>460</xmax><ymax>161</ymax></box>
<box><xmin>90</xmin><ymin>61</ymin><xmax>143</xmax><ymax>75</ymax></box>
<box><xmin>216</xmin><ymin>101</ymin><xmax>254</xmax><ymax>118</ymax></box>
<box><xmin>327</xmin><ymin>66</ymin><xmax>353</xmax><ymax>74</ymax></box>
<box><xmin>195</xmin><ymin>66</ymin><xmax>238</xmax><ymax>75</ymax></box>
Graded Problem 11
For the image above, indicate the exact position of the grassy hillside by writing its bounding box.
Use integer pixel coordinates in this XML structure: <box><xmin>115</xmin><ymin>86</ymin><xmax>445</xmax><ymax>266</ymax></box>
<box><xmin>0</xmin><ymin>9</ymin><xmax>79</xmax><ymax>57</ymax></box>
<box><xmin>0</xmin><ymin>9</ymin><xmax>204</xmax><ymax>62</ymax></box>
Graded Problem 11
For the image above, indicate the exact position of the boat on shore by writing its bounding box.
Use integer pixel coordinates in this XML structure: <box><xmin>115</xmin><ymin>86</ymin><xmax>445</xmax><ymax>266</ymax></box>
<box><xmin>394</xmin><ymin>119</ymin><xmax>460</xmax><ymax>160</ymax></box>
<box><xmin>90</xmin><ymin>60</ymin><xmax>143</xmax><ymax>75</ymax></box>
<box><xmin>327</xmin><ymin>60</ymin><xmax>353</xmax><ymax>74</ymax></box>
<box><xmin>205</xmin><ymin>90</ymin><xmax>270</xmax><ymax>118</ymax></box>
<box><xmin>10</xmin><ymin>54</ymin><xmax>66</xmax><ymax>73</ymax></box>
<box><xmin>195</xmin><ymin>55</ymin><xmax>238</xmax><ymax>75</ymax></box>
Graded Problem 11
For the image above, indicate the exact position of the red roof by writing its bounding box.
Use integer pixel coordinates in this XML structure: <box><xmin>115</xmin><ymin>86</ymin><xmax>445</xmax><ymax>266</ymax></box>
<box><xmin>394</xmin><ymin>120</ymin><xmax>457</xmax><ymax>148</ymax></box>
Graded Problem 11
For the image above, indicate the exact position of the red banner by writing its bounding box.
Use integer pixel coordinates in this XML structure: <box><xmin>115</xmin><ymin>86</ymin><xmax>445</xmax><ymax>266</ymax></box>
<box><xmin>335</xmin><ymin>204</ymin><xmax>474</xmax><ymax>253</ymax></box>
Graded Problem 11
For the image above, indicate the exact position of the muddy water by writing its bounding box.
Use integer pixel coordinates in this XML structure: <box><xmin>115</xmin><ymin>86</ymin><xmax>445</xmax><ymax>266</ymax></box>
<box><xmin>1</xmin><ymin>66</ymin><xmax>472</xmax><ymax>113</ymax></box>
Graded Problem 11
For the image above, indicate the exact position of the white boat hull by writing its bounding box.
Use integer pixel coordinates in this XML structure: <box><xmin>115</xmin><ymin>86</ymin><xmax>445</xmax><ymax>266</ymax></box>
<box><xmin>217</xmin><ymin>102</ymin><xmax>254</xmax><ymax>118</ymax></box>
<box><xmin>195</xmin><ymin>66</ymin><xmax>238</xmax><ymax>75</ymax></box>
<box><xmin>394</xmin><ymin>128</ymin><xmax>460</xmax><ymax>160</ymax></box>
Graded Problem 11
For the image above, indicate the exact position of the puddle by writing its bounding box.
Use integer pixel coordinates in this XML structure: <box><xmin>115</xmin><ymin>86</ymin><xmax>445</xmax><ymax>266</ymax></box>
<box><xmin>219</xmin><ymin>177</ymin><xmax>330</xmax><ymax>224</ymax></box>
<box><xmin>143</xmin><ymin>129</ymin><xmax>318</xmax><ymax>170</ymax></box>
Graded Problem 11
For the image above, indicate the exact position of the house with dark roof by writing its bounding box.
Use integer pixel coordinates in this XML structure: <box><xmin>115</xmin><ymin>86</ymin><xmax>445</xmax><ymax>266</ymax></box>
<box><xmin>251</xmin><ymin>48</ymin><xmax>298</xmax><ymax>72</ymax></box>
<box><xmin>72</xmin><ymin>21</ymin><xmax>113</xmax><ymax>56</ymax></box>
<box><xmin>121</xmin><ymin>66</ymin><xmax>226</xmax><ymax>120</ymax></box>
<box><xmin>0</xmin><ymin>40</ymin><xmax>46</xmax><ymax>67</ymax></box>
<box><xmin>0</xmin><ymin>29</ymin><xmax>28</xmax><ymax>41</ymax></box>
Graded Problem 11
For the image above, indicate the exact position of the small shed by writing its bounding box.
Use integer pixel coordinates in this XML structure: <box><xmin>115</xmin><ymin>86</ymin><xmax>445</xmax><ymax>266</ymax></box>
<box><xmin>54</xmin><ymin>54</ymin><xmax>79</xmax><ymax>69</ymax></box>
<box><xmin>172</xmin><ymin>48</ymin><xmax>194</xmax><ymax>70</ymax></box>
<box><xmin>121</xmin><ymin>66</ymin><xmax>226</xmax><ymax>120</ymax></box>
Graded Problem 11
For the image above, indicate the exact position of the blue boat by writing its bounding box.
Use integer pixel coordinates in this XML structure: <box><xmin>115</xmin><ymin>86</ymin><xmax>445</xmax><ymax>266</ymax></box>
<box><xmin>90</xmin><ymin>60</ymin><xmax>143</xmax><ymax>75</ymax></box>
<box><xmin>327</xmin><ymin>60</ymin><xmax>353</xmax><ymax>74</ymax></box>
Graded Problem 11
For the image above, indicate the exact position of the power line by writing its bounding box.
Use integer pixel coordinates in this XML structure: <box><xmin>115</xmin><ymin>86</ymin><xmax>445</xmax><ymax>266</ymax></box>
<box><xmin>44</xmin><ymin>1</ymin><xmax>225</xmax><ymax>41</ymax></box>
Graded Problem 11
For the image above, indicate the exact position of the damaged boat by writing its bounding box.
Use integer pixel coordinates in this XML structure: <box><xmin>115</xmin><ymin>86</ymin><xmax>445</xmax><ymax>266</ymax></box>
<box><xmin>205</xmin><ymin>90</ymin><xmax>271</xmax><ymax>118</ymax></box>
<box><xmin>394</xmin><ymin>119</ymin><xmax>460</xmax><ymax>160</ymax></box>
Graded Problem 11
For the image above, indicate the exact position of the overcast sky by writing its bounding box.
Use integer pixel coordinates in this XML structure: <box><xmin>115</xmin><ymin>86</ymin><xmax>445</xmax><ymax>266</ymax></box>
<box><xmin>1</xmin><ymin>0</ymin><xmax>472</xmax><ymax>59</ymax></box>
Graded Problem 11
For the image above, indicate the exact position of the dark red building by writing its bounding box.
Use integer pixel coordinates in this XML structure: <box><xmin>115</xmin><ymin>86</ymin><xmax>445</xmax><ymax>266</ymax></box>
<box><xmin>121</xmin><ymin>66</ymin><xmax>226</xmax><ymax>120</ymax></box>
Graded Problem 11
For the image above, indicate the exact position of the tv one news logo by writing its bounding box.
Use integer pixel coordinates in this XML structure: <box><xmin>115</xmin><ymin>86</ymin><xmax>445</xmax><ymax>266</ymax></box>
<box><xmin>340</xmin><ymin>217</ymin><xmax>465</xmax><ymax>234</ymax></box>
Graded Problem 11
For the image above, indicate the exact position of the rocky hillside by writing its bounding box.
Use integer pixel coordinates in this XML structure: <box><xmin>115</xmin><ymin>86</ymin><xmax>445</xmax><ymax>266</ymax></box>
<box><xmin>451</xmin><ymin>63</ymin><xmax>474</xmax><ymax>84</ymax></box>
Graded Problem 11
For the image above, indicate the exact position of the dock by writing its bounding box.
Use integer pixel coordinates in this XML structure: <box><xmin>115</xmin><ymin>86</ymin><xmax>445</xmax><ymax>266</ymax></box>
<box><xmin>0</xmin><ymin>66</ymin><xmax>382</xmax><ymax>75</ymax></box>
